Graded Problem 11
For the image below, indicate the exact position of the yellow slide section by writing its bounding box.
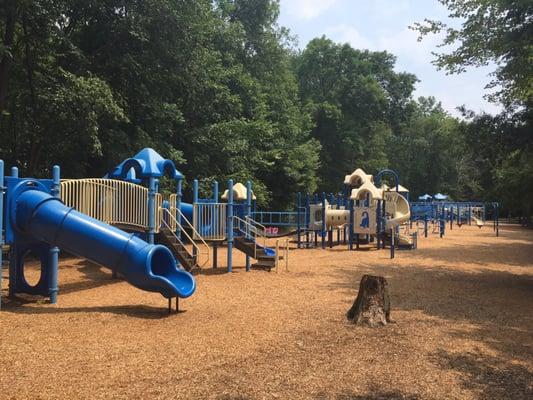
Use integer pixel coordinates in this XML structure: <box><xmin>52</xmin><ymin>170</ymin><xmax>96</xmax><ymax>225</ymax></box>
<box><xmin>384</xmin><ymin>191</ymin><xmax>411</xmax><ymax>230</ymax></box>
<box><xmin>472</xmin><ymin>215</ymin><xmax>484</xmax><ymax>227</ymax></box>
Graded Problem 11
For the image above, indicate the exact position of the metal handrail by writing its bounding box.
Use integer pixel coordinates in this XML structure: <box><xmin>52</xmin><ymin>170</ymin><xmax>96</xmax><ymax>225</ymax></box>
<box><xmin>245</xmin><ymin>215</ymin><xmax>267</xmax><ymax>235</ymax></box>
<box><xmin>160</xmin><ymin>208</ymin><xmax>210</xmax><ymax>269</ymax></box>
<box><xmin>233</xmin><ymin>215</ymin><xmax>268</xmax><ymax>258</ymax></box>
<box><xmin>174</xmin><ymin>207</ymin><xmax>212</xmax><ymax>257</ymax></box>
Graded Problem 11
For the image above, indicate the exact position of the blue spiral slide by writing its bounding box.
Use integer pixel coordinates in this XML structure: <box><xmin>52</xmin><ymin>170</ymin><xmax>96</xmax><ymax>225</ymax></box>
<box><xmin>14</xmin><ymin>189</ymin><xmax>195</xmax><ymax>299</ymax></box>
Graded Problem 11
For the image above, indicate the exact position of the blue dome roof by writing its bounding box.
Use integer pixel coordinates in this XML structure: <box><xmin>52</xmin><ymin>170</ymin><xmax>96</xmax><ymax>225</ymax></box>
<box><xmin>107</xmin><ymin>148</ymin><xmax>183</xmax><ymax>180</ymax></box>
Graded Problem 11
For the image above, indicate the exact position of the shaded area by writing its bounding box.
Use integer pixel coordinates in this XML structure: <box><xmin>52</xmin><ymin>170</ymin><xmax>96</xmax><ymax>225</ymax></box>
<box><xmin>334</xmin><ymin>390</ymin><xmax>420</xmax><ymax>400</ymax></box>
<box><xmin>434</xmin><ymin>350</ymin><xmax>533</xmax><ymax>399</ymax></box>
<box><xmin>1</xmin><ymin>300</ymin><xmax>172</xmax><ymax>320</ymax></box>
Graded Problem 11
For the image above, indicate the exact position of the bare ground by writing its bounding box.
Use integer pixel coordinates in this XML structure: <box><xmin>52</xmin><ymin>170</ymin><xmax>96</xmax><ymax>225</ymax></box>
<box><xmin>0</xmin><ymin>224</ymin><xmax>532</xmax><ymax>399</ymax></box>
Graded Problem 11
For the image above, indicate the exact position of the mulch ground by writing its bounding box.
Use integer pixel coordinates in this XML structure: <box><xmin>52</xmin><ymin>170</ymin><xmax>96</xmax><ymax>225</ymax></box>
<box><xmin>1</xmin><ymin>224</ymin><xmax>532</xmax><ymax>399</ymax></box>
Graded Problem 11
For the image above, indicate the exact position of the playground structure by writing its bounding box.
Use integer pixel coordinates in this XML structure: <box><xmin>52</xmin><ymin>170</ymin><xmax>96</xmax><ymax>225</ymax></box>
<box><xmin>294</xmin><ymin>168</ymin><xmax>414</xmax><ymax>258</ymax></box>
<box><xmin>254</xmin><ymin>168</ymin><xmax>500</xmax><ymax>255</ymax></box>
<box><xmin>0</xmin><ymin>148</ymin><xmax>287</xmax><ymax>310</ymax></box>
<box><xmin>409</xmin><ymin>199</ymin><xmax>500</xmax><ymax>238</ymax></box>
<box><xmin>0</xmin><ymin>148</ymin><xmax>500</xmax><ymax>310</ymax></box>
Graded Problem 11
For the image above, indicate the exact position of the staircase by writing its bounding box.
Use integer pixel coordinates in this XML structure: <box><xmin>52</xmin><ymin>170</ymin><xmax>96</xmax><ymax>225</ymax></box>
<box><xmin>156</xmin><ymin>207</ymin><xmax>210</xmax><ymax>272</ymax></box>
<box><xmin>232</xmin><ymin>216</ymin><xmax>285</xmax><ymax>271</ymax></box>
<box><xmin>156</xmin><ymin>226</ymin><xmax>196</xmax><ymax>271</ymax></box>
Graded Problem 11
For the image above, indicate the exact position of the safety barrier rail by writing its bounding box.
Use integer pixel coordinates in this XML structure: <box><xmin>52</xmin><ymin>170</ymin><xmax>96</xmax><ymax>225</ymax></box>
<box><xmin>251</xmin><ymin>211</ymin><xmax>303</xmax><ymax>227</ymax></box>
<box><xmin>274</xmin><ymin>238</ymin><xmax>290</xmax><ymax>272</ymax></box>
<box><xmin>160</xmin><ymin>207</ymin><xmax>210</xmax><ymax>269</ymax></box>
<box><xmin>60</xmin><ymin>179</ymin><xmax>162</xmax><ymax>232</ymax></box>
<box><xmin>192</xmin><ymin>202</ymin><xmax>227</xmax><ymax>241</ymax></box>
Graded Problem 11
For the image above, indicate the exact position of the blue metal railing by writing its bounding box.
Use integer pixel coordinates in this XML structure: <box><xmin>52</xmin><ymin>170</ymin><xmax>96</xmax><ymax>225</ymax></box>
<box><xmin>251</xmin><ymin>211</ymin><xmax>306</xmax><ymax>227</ymax></box>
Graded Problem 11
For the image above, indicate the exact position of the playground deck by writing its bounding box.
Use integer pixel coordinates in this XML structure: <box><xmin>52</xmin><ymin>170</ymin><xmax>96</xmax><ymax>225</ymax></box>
<box><xmin>1</xmin><ymin>225</ymin><xmax>532</xmax><ymax>399</ymax></box>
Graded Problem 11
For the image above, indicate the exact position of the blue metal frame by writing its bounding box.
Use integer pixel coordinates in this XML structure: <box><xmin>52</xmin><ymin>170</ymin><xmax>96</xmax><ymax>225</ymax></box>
<box><xmin>227</xmin><ymin>179</ymin><xmax>234</xmax><ymax>273</ymax></box>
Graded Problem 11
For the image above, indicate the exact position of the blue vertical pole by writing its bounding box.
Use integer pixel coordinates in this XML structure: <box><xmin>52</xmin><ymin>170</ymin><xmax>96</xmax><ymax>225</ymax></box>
<box><xmin>245</xmin><ymin>180</ymin><xmax>252</xmax><ymax>272</ymax></box>
<box><xmin>213</xmin><ymin>180</ymin><xmax>219</xmax><ymax>201</ymax></box>
<box><xmin>305</xmin><ymin>193</ymin><xmax>310</xmax><ymax>247</ymax></box>
<box><xmin>468</xmin><ymin>205</ymin><xmax>472</xmax><ymax>226</ymax></box>
<box><xmin>296</xmin><ymin>192</ymin><xmax>301</xmax><ymax>248</ymax></box>
<box><xmin>390</xmin><ymin>226</ymin><xmax>394</xmax><ymax>259</ymax></box>
<box><xmin>440</xmin><ymin>207</ymin><xmax>445</xmax><ymax>238</ymax></box>
<box><xmin>376</xmin><ymin>200</ymin><xmax>381</xmax><ymax>250</ymax></box>
<box><xmin>321</xmin><ymin>192</ymin><xmax>326</xmax><ymax>249</ymax></box>
<box><xmin>8</xmin><ymin>166</ymin><xmax>17</xmax><ymax>296</ymax></box>
<box><xmin>227</xmin><ymin>179</ymin><xmax>234</xmax><ymax>273</ymax></box>
<box><xmin>494</xmin><ymin>203</ymin><xmax>500</xmax><ymax>236</ymax></box>
<box><xmin>148</xmin><ymin>176</ymin><xmax>156</xmax><ymax>244</ymax></box>
<box><xmin>349</xmin><ymin>199</ymin><xmax>354</xmax><ymax>250</ymax></box>
<box><xmin>48</xmin><ymin>165</ymin><xmax>60</xmax><ymax>304</ymax></box>
<box><xmin>328</xmin><ymin>193</ymin><xmax>334</xmax><ymax>247</ymax></box>
<box><xmin>450</xmin><ymin>206</ymin><xmax>453</xmax><ymax>230</ymax></box>
<box><xmin>176</xmin><ymin>178</ymin><xmax>183</xmax><ymax>237</ymax></box>
<box><xmin>191</xmin><ymin>179</ymin><xmax>199</xmax><ymax>262</ymax></box>
<box><xmin>0</xmin><ymin>161</ymin><xmax>4</xmax><ymax>310</ymax></box>
<box><xmin>193</xmin><ymin>179</ymin><xmax>199</xmax><ymax>204</ymax></box>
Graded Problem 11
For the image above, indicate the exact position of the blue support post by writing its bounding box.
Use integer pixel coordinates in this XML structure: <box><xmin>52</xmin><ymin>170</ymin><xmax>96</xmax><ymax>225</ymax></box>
<box><xmin>176</xmin><ymin>178</ymin><xmax>183</xmax><ymax>237</ymax></box>
<box><xmin>48</xmin><ymin>165</ymin><xmax>60</xmax><ymax>304</ymax></box>
<box><xmin>0</xmin><ymin>161</ymin><xmax>4</xmax><ymax>310</ymax></box>
<box><xmin>390</xmin><ymin>227</ymin><xmax>395</xmax><ymax>259</ymax></box>
<box><xmin>296</xmin><ymin>192</ymin><xmax>302</xmax><ymax>248</ymax></box>
<box><xmin>450</xmin><ymin>206</ymin><xmax>453</xmax><ymax>230</ymax></box>
<box><xmin>494</xmin><ymin>203</ymin><xmax>500</xmax><ymax>236</ymax></box>
<box><xmin>245</xmin><ymin>180</ymin><xmax>252</xmax><ymax>272</ymax></box>
<box><xmin>11</xmin><ymin>166</ymin><xmax>18</xmax><ymax>178</ymax></box>
<box><xmin>305</xmin><ymin>193</ymin><xmax>310</xmax><ymax>247</ymax></box>
<box><xmin>349</xmin><ymin>199</ymin><xmax>354</xmax><ymax>250</ymax></box>
<box><xmin>148</xmin><ymin>176</ymin><xmax>157</xmax><ymax>244</ymax></box>
<box><xmin>227</xmin><ymin>179</ymin><xmax>234</xmax><ymax>273</ymax></box>
<box><xmin>191</xmin><ymin>179</ymin><xmax>199</xmax><ymax>263</ymax></box>
<box><xmin>321</xmin><ymin>193</ymin><xmax>326</xmax><ymax>249</ymax></box>
<box><xmin>328</xmin><ymin>193</ymin><xmax>334</xmax><ymax>248</ymax></box>
<box><xmin>376</xmin><ymin>200</ymin><xmax>381</xmax><ymax>250</ymax></box>
<box><xmin>440</xmin><ymin>207</ymin><xmax>445</xmax><ymax>238</ymax></box>
<box><xmin>213</xmin><ymin>180</ymin><xmax>219</xmax><ymax>201</ymax></box>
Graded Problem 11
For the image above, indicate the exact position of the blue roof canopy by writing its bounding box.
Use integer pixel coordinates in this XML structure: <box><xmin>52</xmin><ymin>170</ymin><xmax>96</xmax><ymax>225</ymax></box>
<box><xmin>418</xmin><ymin>194</ymin><xmax>432</xmax><ymax>201</ymax></box>
<box><xmin>433</xmin><ymin>193</ymin><xmax>448</xmax><ymax>200</ymax></box>
<box><xmin>106</xmin><ymin>148</ymin><xmax>183</xmax><ymax>181</ymax></box>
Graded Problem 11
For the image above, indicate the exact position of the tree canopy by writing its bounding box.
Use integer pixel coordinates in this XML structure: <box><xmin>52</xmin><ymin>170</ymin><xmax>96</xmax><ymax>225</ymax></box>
<box><xmin>0</xmin><ymin>0</ymin><xmax>531</xmax><ymax>218</ymax></box>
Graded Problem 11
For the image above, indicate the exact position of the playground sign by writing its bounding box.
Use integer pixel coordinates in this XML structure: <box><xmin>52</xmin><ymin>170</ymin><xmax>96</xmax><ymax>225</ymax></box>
<box><xmin>354</xmin><ymin>207</ymin><xmax>376</xmax><ymax>234</ymax></box>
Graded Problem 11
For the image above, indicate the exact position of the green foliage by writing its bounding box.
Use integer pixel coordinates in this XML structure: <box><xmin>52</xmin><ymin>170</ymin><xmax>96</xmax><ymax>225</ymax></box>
<box><xmin>0</xmin><ymin>0</ymin><xmax>530</xmax><ymax>216</ymax></box>
<box><xmin>412</xmin><ymin>0</ymin><xmax>533</xmax><ymax>217</ymax></box>
<box><xmin>412</xmin><ymin>0</ymin><xmax>533</xmax><ymax>110</ymax></box>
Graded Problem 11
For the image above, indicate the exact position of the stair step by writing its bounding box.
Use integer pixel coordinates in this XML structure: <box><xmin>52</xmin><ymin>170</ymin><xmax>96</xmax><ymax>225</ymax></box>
<box><xmin>258</xmin><ymin>255</ymin><xmax>282</xmax><ymax>261</ymax></box>
<box><xmin>252</xmin><ymin>262</ymin><xmax>276</xmax><ymax>270</ymax></box>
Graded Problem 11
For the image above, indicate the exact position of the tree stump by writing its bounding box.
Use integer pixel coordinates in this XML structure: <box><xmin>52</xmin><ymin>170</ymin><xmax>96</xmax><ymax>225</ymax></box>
<box><xmin>346</xmin><ymin>274</ymin><xmax>392</xmax><ymax>326</ymax></box>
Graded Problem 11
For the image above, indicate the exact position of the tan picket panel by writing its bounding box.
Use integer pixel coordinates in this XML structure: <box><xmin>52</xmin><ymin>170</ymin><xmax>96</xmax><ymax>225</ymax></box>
<box><xmin>60</xmin><ymin>179</ymin><xmax>157</xmax><ymax>231</ymax></box>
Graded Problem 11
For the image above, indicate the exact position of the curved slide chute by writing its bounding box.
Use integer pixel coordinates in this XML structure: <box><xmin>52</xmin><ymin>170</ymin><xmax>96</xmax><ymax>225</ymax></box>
<box><xmin>384</xmin><ymin>191</ymin><xmax>411</xmax><ymax>230</ymax></box>
<box><xmin>14</xmin><ymin>189</ymin><xmax>195</xmax><ymax>299</ymax></box>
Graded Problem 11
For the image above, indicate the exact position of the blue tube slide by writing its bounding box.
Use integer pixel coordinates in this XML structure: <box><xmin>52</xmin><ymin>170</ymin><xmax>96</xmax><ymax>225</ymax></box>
<box><xmin>14</xmin><ymin>189</ymin><xmax>195</xmax><ymax>299</ymax></box>
<box><xmin>180</xmin><ymin>202</ymin><xmax>193</xmax><ymax>221</ymax></box>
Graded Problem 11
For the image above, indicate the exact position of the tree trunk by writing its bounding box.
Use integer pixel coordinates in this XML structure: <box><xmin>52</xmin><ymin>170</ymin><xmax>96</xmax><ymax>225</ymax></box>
<box><xmin>347</xmin><ymin>274</ymin><xmax>392</xmax><ymax>326</ymax></box>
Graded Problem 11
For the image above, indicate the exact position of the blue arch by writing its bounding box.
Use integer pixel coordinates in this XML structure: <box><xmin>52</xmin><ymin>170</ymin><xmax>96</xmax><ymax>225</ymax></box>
<box><xmin>375</xmin><ymin>169</ymin><xmax>399</xmax><ymax>191</ymax></box>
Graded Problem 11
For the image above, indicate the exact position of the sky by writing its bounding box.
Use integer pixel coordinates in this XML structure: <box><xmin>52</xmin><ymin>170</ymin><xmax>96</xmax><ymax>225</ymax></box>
<box><xmin>278</xmin><ymin>0</ymin><xmax>501</xmax><ymax>116</ymax></box>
